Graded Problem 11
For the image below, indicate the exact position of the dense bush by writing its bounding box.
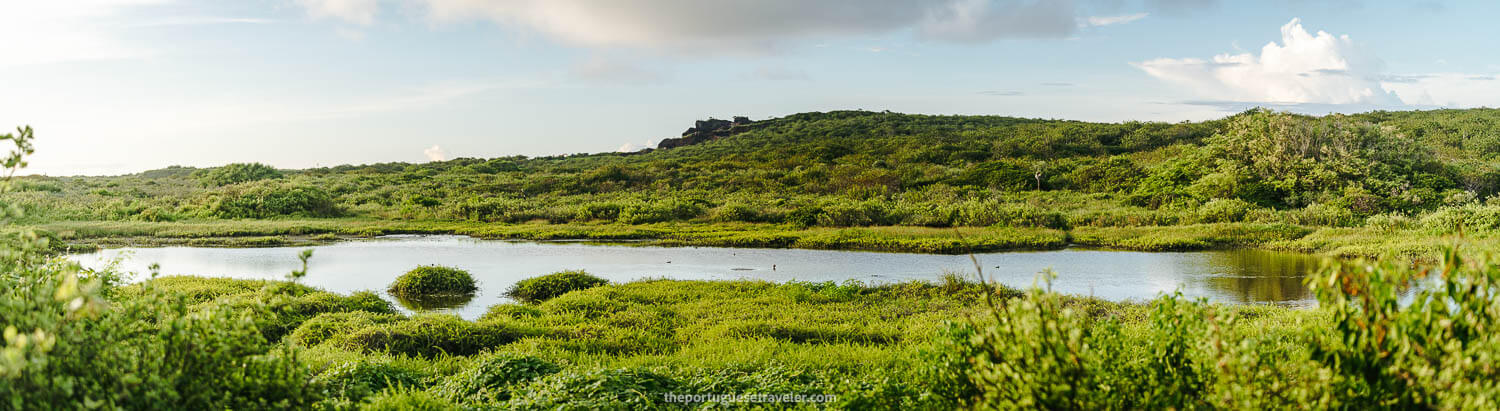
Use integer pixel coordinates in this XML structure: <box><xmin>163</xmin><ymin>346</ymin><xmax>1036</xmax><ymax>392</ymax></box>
<box><xmin>506</xmin><ymin>368</ymin><xmax>682</xmax><ymax>409</ymax></box>
<box><xmin>388</xmin><ymin>266</ymin><xmax>477</xmax><ymax>297</ymax></box>
<box><xmin>433</xmin><ymin>353</ymin><xmax>561</xmax><ymax>403</ymax></box>
<box><xmin>953</xmin><ymin>247</ymin><xmax>1500</xmax><ymax>409</ymax></box>
<box><xmin>361</xmin><ymin>389</ymin><xmax>456</xmax><ymax>411</ymax></box>
<box><xmin>288</xmin><ymin>311</ymin><xmax>403</xmax><ymax>346</ymax></box>
<box><xmin>15</xmin><ymin>109</ymin><xmax>1500</xmax><ymax>237</ymax></box>
<box><xmin>479</xmin><ymin>303</ymin><xmax>544</xmax><ymax>321</ymax></box>
<box><xmin>195</xmin><ymin>162</ymin><xmax>283</xmax><ymax>186</ymax></box>
<box><xmin>313</xmin><ymin>361</ymin><xmax>428</xmax><ymax>402</ymax></box>
<box><xmin>0</xmin><ymin>130</ymin><xmax>325</xmax><ymax>408</ymax></box>
<box><xmin>198</xmin><ymin>180</ymin><xmax>340</xmax><ymax>219</ymax></box>
<box><xmin>506</xmin><ymin>270</ymin><xmax>608</xmax><ymax>303</ymax></box>
<box><xmin>330</xmin><ymin>315</ymin><xmax>542</xmax><ymax>357</ymax></box>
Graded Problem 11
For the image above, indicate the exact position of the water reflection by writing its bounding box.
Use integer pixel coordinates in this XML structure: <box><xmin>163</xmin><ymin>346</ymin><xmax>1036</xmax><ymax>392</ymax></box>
<box><xmin>68</xmin><ymin>236</ymin><xmax>1325</xmax><ymax>320</ymax></box>
<box><xmin>393</xmin><ymin>293</ymin><xmax>477</xmax><ymax>312</ymax></box>
<box><xmin>1188</xmin><ymin>249</ymin><xmax>1326</xmax><ymax>304</ymax></box>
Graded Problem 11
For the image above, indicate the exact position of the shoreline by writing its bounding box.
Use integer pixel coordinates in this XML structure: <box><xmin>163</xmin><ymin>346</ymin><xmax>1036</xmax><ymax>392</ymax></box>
<box><xmin>34</xmin><ymin>218</ymin><xmax>1479</xmax><ymax>259</ymax></box>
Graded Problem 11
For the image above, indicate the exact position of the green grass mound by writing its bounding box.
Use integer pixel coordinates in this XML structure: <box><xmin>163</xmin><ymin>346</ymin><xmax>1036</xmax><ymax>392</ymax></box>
<box><xmin>330</xmin><ymin>314</ymin><xmax>545</xmax><ymax>358</ymax></box>
<box><xmin>433</xmin><ymin>353</ymin><xmax>561</xmax><ymax>404</ymax></box>
<box><xmin>312</xmin><ymin>361</ymin><xmax>428</xmax><ymax>402</ymax></box>
<box><xmin>506</xmin><ymin>270</ymin><xmax>608</xmax><ymax>303</ymax></box>
<box><xmin>388</xmin><ymin>266</ymin><xmax>477</xmax><ymax>297</ymax></box>
<box><xmin>135</xmin><ymin>276</ymin><xmax>397</xmax><ymax>341</ymax></box>
<box><xmin>507</xmin><ymin>368</ymin><xmax>681</xmax><ymax>409</ymax></box>
<box><xmin>479</xmin><ymin>303</ymin><xmax>543</xmax><ymax>321</ymax></box>
<box><xmin>361</xmin><ymin>389</ymin><xmax>456</xmax><ymax>411</ymax></box>
<box><xmin>288</xmin><ymin>311</ymin><xmax>404</xmax><ymax>346</ymax></box>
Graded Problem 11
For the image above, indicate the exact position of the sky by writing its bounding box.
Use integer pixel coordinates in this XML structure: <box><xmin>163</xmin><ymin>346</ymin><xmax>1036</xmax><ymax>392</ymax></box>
<box><xmin>2</xmin><ymin>0</ymin><xmax>1498</xmax><ymax>176</ymax></box>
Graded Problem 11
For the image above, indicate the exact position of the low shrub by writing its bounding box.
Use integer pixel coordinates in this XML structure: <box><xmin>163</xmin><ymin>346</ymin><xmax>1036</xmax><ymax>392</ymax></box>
<box><xmin>1364</xmin><ymin>213</ymin><xmax>1414</xmax><ymax>231</ymax></box>
<box><xmin>506</xmin><ymin>368</ymin><xmax>681</xmax><ymax>409</ymax></box>
<box><xmin>313</xmin><ymin>361</ymin><xmax>428</xmax><ymax>402</ymax></box>
<box><xmin>332</xmin><ymin>315</ymin><xmax>543</xmax><ymax>357</ymax></box>
<box><xmin>388</xmin><ymin>266</ymin><xmax>477</xmax><ymax>297</ymax></box>
<box><xmin>288</xmin><ymin>311</ymin><xmax>403</xmax><ymax>347</ymax></box>
<box><xmin>479</xmin><ymin>303</ymin><xmax>544</xmax><ymax>321</ymax></box>
<box><xmin>506</xmin><ymin>270</ymin><xmax>608</xmax><ymax>303</ymax></box>
<box><xmin>1197</xmin><ymin>198</ymin><xmax>1253</xmax><ymax>223</ymax></box>
<box><xmin>433</xmin><ymin>354</ymin><xmax>561</xmax><ymax>403</ymax></box>
<box><xmin>361</xmin><ymin>389</ymin><xmax>456</xmax><ymax>411</ymax></box>
<box><xmin>197</xmin><ymin>180</ymin><xmax>340</xmax><ymax>219</ymax></box>
<box><xmin>218</xmin><ymin>287</ymin><xmax>397</xmax><ymax>341</ymax></box>
<box><xmin>195</xmin><ymin>162</ymin><xmax>283</xmax><ymax>187</ymax></box>
<box><xmin>725</xmin><ymin>322</ymin><xmax>899</xmax><ymax>345</ymax></box>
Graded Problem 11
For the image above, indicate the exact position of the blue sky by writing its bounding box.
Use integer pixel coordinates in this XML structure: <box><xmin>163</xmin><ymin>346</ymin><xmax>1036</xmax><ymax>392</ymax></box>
<box><xmin>3</xmin><ymin>0</ymin><xmax>1497</xmax><ymax>176</ymax></box>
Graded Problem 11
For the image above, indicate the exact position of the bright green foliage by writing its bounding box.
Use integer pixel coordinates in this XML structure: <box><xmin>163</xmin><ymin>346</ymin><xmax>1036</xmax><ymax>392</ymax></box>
<box><xmin>478</xmin><ymin>303</ymin><xmax>543</xmax><ymax>321</ymax></box>
<box><xmin>360</xmin><ymin>388</ymin><xmax>456</xmax><ymax>411</ymax></box>
<box><xmin>388</xmin><ymin>265</ymin><xmax>477</xmax><ymax>297</ymax></box>
<box><xmin>506</xmin><ymin>270</ymin><xmax>608</xmax><ymax>303</ymax></box>
<box><xmin>19</xmin><ymin>109</ymin><xmax>1500</xmax><ymax>260</ymax></box>
<box><xmin>14</xmin><ymin>109</ymin><xmax>1500</xmax><ymax>235</ymax></box>
<box><xmin>130</xmin><ymin>277</ymin><xmax>397</xmax><ymax>341</ymax></box>
<box><xmin>1197</xmin><ymin>109</ymin><xmax>1447</xmax><ymax>208</ymax></box>
<box><xmin>953</xmin><ymin>246</ymin><xmax>1500</xmax><ymax>409</ymax></box>
<box><xmin>312</xmin><ymin>360</ymin><xmax>428</xmax><ymax>402</ymax></box>
<box><xmin>0</xmin><ymin>128</ymin><xmax>327</xmax><ymax>408</ymax></box>
<box><xmin>1304</xmin><ymin>248</ymin><xmax>1500</xmax><ymax>408</ymax></box>
<box><xmin>506</xmin><ymin>368</ymin><xmax>682</xmax><ymax>409</ymax></box>
<box><xmin>328</xmin><ymin>314</ymin><xmax>543</xmax><ymax>357</ymax></box>
<box><xmin>288</xmin><ymin>311</ymin><xmax>403</xmax><ymax>347</ymax></box>
<box><xmin>198</xmin><ymin>180</ymin><xmax>341</xmax><ymax>219</ymax></box>
<box><xmin>195</xmin><ymin>162</ymin><xmax>283</xmax><ymax>187</ymax></box>
<box><xmin>432</xmin><ymin>353</ymin><xmax>560</xmax><ymax>403</ymax></box>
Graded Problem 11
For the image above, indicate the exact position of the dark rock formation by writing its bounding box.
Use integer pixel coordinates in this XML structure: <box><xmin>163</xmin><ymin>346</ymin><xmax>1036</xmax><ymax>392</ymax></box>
<box><xmin>657</xmin><ymin>116</ymin><xmax>761</xmax><ymax>149</ymax></box>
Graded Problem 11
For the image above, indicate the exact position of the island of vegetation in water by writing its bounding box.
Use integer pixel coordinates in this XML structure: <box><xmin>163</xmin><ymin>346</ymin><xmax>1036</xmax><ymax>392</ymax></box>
<box><xmin>7</xmin><ymin>108</ymin><xmax>1500</xmax><ymax>408</ymax></box>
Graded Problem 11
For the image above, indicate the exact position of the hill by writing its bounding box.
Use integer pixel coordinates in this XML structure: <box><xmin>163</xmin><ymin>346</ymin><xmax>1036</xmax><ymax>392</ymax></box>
<box><xmin>15</xmin><ymin>108</ymin><xmax>1500</xmax><ymax>255</ymax></box>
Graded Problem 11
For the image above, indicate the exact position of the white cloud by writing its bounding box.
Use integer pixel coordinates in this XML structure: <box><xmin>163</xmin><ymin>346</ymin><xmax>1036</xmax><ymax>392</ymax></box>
<box><xmin>1382</xmin><ymin>73</ymin><xmax>1500</xmax><ymax>108</ymax></box>
<box><xmin>129</xmin><ymin>16</ymin><xmax>275</xmax><ymax>27</ymax></box>
<box><xmin>295</xmin><ymin>0</ymin><xmax>379</xmax><ymax>25</ymax></box>
<box><xmin>1084</xmin><ymin>12</ymin><xmax>1148</xmax><ymax>27</ymax></box>
<box><xmin>616</xmin><ymin>141</ymin><xmax>656</xmax><ymax>152</ymax></box>
<box><xmin>745</xmin><ymin>66</ymin><xmax>810</xmax><ymax>81</ymax></box>
<box><xmin>294</xmin><ymin>0</ymin><xmax>1091</xmax><ymax>53</ymax></box>
<box><xmin>423</xmin><ymin>145</ymin><xmax>447</xmax><ymax>161</ymax></box>
<box><xmin>0</xmin><ymin>0</ymin><xmax>170</xmax><ymax>67</ymax></box>
<box><xmin>1135</xmin><ymin>18</ymin><xmax>1400</xmax><ymax>105</ymax></box>
<box><xmin>916</xmin><ymin>0</ymin><xmax>1077</xmax><ymax>43</ymax></box>
<box><xmin>569</xmin><ymin>57</ymin><xmax>664</xmax><ymax>85</ymax></box>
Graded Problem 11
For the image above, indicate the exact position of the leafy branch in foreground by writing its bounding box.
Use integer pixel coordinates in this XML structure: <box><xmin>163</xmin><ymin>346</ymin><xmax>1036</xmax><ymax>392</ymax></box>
<box><xmin>953</xmin><ymin>244</ymin><xmax>1500</xmax><ymax>409</ymax></box>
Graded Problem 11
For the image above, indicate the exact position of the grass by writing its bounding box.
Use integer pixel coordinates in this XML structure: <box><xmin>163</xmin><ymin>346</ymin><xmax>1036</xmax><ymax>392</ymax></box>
<box><xmin>48</xmin><ymin>217</ymin><xmax>1500</xmax><ymax>260</ymax></box>
<box><xmin>388</xmin><ymin>266</ymin><xmax>478</xmax><ymax>297</ymax></box>
<box><xmin>1069</xmin><ymin>223</ymin><xmax>1313</xmax><ymax>251</ymax></box>
<box><xmin>129</xmin><ymin>272</ymin><xmax>1315</xmax><ymax>408</ymax></box>
<box><xmin>36</xmin><ymin>219</ymin><xmax>1075</xmax><ymax>254</ymax></box>
<box><xmin>505</xmin><ymin>270</ymin><xmax>608</xmax><ymax>303</ymax></box>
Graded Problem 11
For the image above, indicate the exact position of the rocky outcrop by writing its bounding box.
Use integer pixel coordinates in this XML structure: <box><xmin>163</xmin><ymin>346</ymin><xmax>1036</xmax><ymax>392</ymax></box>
<box><xmin>657</xmin><ymin>116</ymin><xmax>761</xmax><ymax>149</ymax></box>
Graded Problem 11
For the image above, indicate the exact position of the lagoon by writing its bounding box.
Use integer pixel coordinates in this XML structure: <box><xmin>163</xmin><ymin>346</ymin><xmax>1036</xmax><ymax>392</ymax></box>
<box><xmin>69</xmin><ymin>235</ymin><xmax>1324</xmax><ymax>319</ymax></box>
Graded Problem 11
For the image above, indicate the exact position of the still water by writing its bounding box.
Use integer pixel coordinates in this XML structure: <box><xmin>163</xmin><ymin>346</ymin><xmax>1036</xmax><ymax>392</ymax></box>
<box><xmin>68</xmin><ymin>235</ymin><xmax>1325</xmax><ymax>319</ymax></box>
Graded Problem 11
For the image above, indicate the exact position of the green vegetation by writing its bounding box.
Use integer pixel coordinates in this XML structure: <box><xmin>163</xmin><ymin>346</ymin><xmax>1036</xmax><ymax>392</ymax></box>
<box><xmin>505</xmin><ymin>270</ymin><xmax>609</xmax><ymax>303</ymax></box>
<box><xmin>194</xmin><ymin>162</ymin><xmax>283</xmax><ymax>187</ymax></box>
<box><xmin>15</xmin><ymin>108</ymin><xmax>1500</xmax><ymax>258</ymax></box>
<box><xmin>388</xmin><ymin>266</ymin><xmax>478</xmax><ymax>297</ymax></box>
<box><xmin>12</xmin><ymin>108</ymin><xmax>1500</xmax><ymax>407</ymax></box>
<box><xmin>950</xmin><ymin>247</ymin><xmax>1500</xmax><ymax>409</ymax></box>
<box><xmin>21</xmin><ymin>243</ymin><xmax>1500</xmax><ymax>408</ymax></box>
